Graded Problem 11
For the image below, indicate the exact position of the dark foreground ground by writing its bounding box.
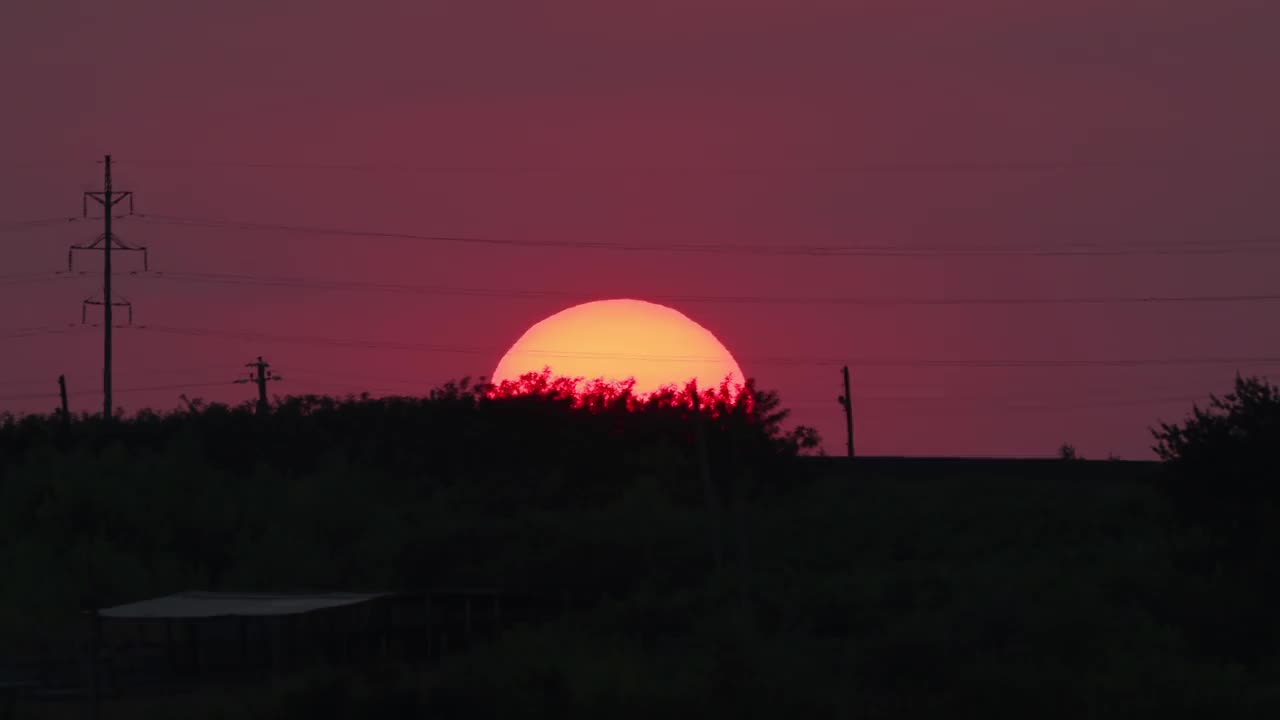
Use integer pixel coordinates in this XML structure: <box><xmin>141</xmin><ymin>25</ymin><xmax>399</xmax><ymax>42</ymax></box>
<box><xmin>7</xmin><ymin>456</ymin><xmax>1277</xmax><ymax>719</ymax></box>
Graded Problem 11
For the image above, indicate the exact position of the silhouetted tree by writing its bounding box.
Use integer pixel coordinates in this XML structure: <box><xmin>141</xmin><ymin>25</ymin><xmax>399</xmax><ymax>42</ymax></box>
<box><xmin>1152</xmin><ymin>375</ymin><xmax>1280</xmax><ymax>665</ymax></box>
<box><xmin>1152</xmin><ymin>375</ymin><xmax>1280</xmax><ymax>540</ymax></box>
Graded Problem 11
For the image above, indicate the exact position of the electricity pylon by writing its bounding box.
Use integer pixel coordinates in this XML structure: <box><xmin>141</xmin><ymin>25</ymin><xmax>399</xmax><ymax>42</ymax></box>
<box><xmin>68</xmin><ymin>155</ymin><xmax>147</xmax><ymax>420</ymax></box>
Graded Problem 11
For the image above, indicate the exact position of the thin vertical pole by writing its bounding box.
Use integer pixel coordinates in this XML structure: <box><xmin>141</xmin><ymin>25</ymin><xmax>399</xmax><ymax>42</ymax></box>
<box><xmin>88</xmin><ymin>611</ymin><xmax>101</xmax><ymax>720</ymax></box>
<box><xmin>239</xmin><ymin>617</ymin><xmax>248</xmax><ymax>672</ymax></box>
<box><xmin>59</xmin><ymin>374</ymin><xmax>70</xmax><ymax>426</ymax></box>
<box><xmin>165</xmin><ymin>621</ymin><xmax>175</xmax><ymax>675</ymax></box>
<box><xmin>256</xmin><ymin>357</ymin><xmax>268</xmax><ymax>415</ymax></box>
<box><xmin>102</xmin><ymin>155</ymin><xmax>113</xmax><ymax>421</ymax></box>
<box><xmin>841</xmin><ymin>365</ymin><xmax>854</xmax><ymax>458</ymax></box>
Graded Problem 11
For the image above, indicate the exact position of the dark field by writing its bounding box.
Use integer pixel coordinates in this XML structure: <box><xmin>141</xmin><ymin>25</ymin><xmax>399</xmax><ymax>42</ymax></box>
<box><xmin>2</xmin><ymin>386</ymin><xmax>1277</xmax><ymax>718</ymax></box>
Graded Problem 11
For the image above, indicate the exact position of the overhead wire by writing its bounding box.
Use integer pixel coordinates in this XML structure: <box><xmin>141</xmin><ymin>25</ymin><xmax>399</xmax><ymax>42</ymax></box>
<box><xmin>0</xmin><ymin>372</ymin><xmax>1221</xmax><ymax>415</ymax></box>
<box><xmin>0</xmin><ymin>365</ymin><xmax>240</xmax><ymax>389</ymax></box>
<box><xmin>0</xmin><ymin>271</ymin><xmax>86</xmax><ymax>288</ymax></box>
<box><xmin>136</xmin><ymin>270</ymin><xmax>1280</xmax><ymax>307</ymax></box>
<box><xmin>270</xmin><ymin>369</ymin><xmax>1222</xmax><ymax>409</ymax></box>
<box><xmin>117</xmin><ymin>158</ymin><xmax>1242</xmax><ymax>176</ymax></box>
<box><xmin>0</xmin><ymin>217</ymin><xmax>81</xmax><ymax>234</ymax></box>
<box><xmin>120</xmin><ymin>324</ymin><xmax>1280</xmax><ymax>369</ymax></box>
<box><xmin>0</xmin><ymin>379</ymin><xmax>233</xmax><ymax>403</ymax></box>
<box><xmin>0</xmin><ymin>325</ymin><xmax>84</xmax><ymax>341</ymax></box>
<box><xmin>131</xmin><ymin>213</ymin><xmax>1280</xmax><ymax>257</ymax></box>
<box><xmin>789</xmin><ymin>394</ymin><xmax>1208</xmax><ymax>412</ymax></box>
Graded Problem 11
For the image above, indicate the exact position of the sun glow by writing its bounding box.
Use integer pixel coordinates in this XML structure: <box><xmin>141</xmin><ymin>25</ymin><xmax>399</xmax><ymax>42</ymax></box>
<box><xmin>491</xmin><ymin>299</ymin><xmax>745</xmax><ymax>397</ymax></box>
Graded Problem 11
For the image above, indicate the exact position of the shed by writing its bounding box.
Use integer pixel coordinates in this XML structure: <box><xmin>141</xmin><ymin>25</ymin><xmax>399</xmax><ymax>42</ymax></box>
<box><xmin>99</xmin><ymin>591</ymin><xmax>388</xmax><ymax>619</ymax></box>
<box><xmin>92</xmin><ymin>591</ymin><xmax>397</xmax><ymax>685</ymax></box>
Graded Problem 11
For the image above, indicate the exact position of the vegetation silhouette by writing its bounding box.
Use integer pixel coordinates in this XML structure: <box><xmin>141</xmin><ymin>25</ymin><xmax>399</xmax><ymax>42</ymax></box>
<box><xmin>1153</xmin><ymin>375</ymin><xmax>1280</xmax><ymax>535</ymax></box>
<box><xmin>2</xmin><ymin>374</ymin><xmax>1279</xmax><ymax>717</ymax></box>
<box><xmin>1151</xmin><ymin>375</ymin><xmax>1280</xmax><ymax>666</ymax></box>
<box><xmin>0</xmin><ymin>371</ymin><xmax>814</xmax><ymax>639</ymax></box>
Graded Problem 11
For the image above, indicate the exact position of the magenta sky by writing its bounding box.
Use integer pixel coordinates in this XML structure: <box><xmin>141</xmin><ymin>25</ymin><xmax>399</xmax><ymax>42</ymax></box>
<box><xmin>2</xmin><ymin>1</ymin><xmax>1278</xmax><ymax>457</ymax></box>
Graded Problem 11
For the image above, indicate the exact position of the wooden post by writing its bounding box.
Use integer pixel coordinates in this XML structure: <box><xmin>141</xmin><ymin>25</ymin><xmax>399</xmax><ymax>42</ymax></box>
<box><xmin>264</xmin><ymin>621</ymin><xmax>275</xmax><ymax>674</ymax></box>
<box><xmin>283</xmin><ymin>616</ymin><xmax>294</xmax><ymax>671</ymax></box>
<box><xmin>381</xmin><ymin>603</ymin><xmax>390</xmax><ymax>659</ymax></box>
<box><xmin>239</xmin><ymin>617</ymin><xmax>248</xmax><ymax>672</ymax></box>
<box><xmin>88</xmin><ymin>610</ymin><xmax>101</xmax><ymax>720</ymax></box>
<box><xmin>189</xmin><ymin>621</ymin><xmax>201</xmax><ymax>678</ymax></box>
<box><xmin>58</xmin><ymin>375</ymin><xmax>70</xmax><ymax>429</ymax></box>
<box><xmin>325</xmin><ymin>611</ymin><xmax>336</xmax><ymax>665</ymax></box>
<box><xmin>342</xmin><ymin>614</ymin><xmax>350</xmax><ymax>664</ymax></box>
<box><xmin>165</xmin><ymin>621</ymin><xmax>175</xmax><ymax>677</ymax></box>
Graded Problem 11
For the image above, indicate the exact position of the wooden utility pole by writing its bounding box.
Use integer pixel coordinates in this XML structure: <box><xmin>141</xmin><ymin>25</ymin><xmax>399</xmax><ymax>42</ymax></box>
<box><xmin>838</xmin><ymin>365</ymin><xmax>855</xmax><ymax>458</ymax></box>
<box><xmin>236</xmin><ymin>356</ymin><xmax>282</xmax><ymax>415</ymax></box>
<box><xmin>58</xmin><ymin>374</ymin><xmax>69</xmax><ymax>425</ymax></box>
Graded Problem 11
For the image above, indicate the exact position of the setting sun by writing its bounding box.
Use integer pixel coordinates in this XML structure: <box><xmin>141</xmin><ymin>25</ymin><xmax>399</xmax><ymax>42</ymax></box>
<box><xmin>491</xmin><ymin>299</ymin><xmax>745</xmax><ymax>396</ymax></box>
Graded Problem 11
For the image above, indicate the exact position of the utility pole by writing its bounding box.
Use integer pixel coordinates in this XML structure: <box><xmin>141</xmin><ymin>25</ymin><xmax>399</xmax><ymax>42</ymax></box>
<box><xmin>236</xmin><ymin>356</ymin><xmax>282</xmax><ymax>415</ymax></box>
<box><xmin>837</xmin><ymin>365</ymin><xmax>855</xmax><ymax>458</ymax></box>
<box><xmin>58</xmin><ymin>374</ymin><xmax>69</xmax><ymax>425</ymax></box>
<box><xmin>70</xmin><ymin>155</ymin><xmax>145</xmax><ymax>421</ymax></box>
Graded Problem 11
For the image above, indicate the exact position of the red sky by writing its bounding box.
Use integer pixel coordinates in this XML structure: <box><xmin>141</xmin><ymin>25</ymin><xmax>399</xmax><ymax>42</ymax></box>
<box><xmin>2</xmin><ymin>0</ymin><xmax>1278</xmax><ymax>457</ymax></box>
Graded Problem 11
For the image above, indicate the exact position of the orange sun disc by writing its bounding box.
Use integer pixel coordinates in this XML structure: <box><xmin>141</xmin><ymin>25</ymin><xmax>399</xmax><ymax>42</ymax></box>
<box><xmin>492</xmin><ymin>298</ymin><xmax>745</xmax><ymax>397</ymax></box>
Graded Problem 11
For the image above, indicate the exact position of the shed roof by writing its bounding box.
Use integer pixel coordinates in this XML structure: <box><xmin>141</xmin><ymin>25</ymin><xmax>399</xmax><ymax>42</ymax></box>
<box><xmin>98</xmin><ymin>591</ymin><xmax>389</xmax><ymax>619</ymax></box>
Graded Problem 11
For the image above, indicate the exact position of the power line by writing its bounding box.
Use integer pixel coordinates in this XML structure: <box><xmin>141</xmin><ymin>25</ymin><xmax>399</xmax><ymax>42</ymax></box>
<box><xmin>121</xmin><ymin>324</ymin><xmax>1280</xmax><ymax>369</ymax></box>
<box><xmin>0</xmin><ymin>271</ymin><xmax>96</xmax><ymax>289</ymax></box>
<box><xmin>794</xmin><ymin>394</ymin><xmax>1201</xmax><ymax>408</ymax></box>
<box><xmin>0</xmin><ymin>272</ymin><xmax>78</xmax><ymax>288</ymax></box>
<box><xmin>0</xmin><ymin>325</ymin><xmax>83</xmax><ymax>341</ymax></box>
<box><xmin>116</xmin><ymin>158</ymin><xmax>1245</xmax><ymax>176</ymax></box>
<box><xmin>0</xmin><ymin>373</ymin><xmax>1222</xmax><ymax>415</ymax></box>
<box><xmin>287</xmin><ymin>367</ymin><xmax>439</xmax><ymax>386</ymax></box>
<box><xmin>137</xmin><ymin>270</ymin><xmax>1280</xmax><ymax>307</ymax></box>
<box><xmin>0</xmin><ymin>217</ymin><xmax>80</xmax><ymax>233</ymax></box>
<box><xmin>0</xmin><ymin>365</ymin><xmax>244</xmax><ymax>389</ymax></box>
<box><xmin>788</xmin><ymin>394</ymin><xmax>1210</xmax><ymax>413</ymax></box>
<box><xmin>231</xmin><ymin>368</ymin><xmax>1236</xmax><ymax>404</ymax></box>
<box><xmin>0</xmin><ymin>379</ymin><xmax>230</xmax><ymax>403</ymax></box>
<box><xmin>294</xmin><ymin>379</ymin><xmax>1217</xmax><ymax>413</ymax></box>
<box><xmin>131</xmin><ymin>213</ymin><xmax>1280</xmax><ymax>258</ymax></box>
<box><xmin>130</xmin><ymin>324</ymin><xmax>486</xmax><ymax>356</ymax></box>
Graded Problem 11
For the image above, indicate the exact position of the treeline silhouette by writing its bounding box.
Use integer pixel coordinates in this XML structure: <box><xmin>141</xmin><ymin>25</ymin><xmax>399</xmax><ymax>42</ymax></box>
<box><xmin>0</xmin><ymin>373</ymin><xmax>813</xmax><ymax>636</ymax></box>
<box><xmin>1</xmin><ymin>374</ymin><xmax>1278</xmax><ymax>718</ymax></box>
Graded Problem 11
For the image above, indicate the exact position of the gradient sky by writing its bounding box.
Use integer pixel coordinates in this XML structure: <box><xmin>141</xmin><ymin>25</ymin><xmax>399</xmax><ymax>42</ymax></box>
<box><xmin>2</xmin><ymin>0</ymin><xmax>1278</xmax><ymax>457</ymax></box>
